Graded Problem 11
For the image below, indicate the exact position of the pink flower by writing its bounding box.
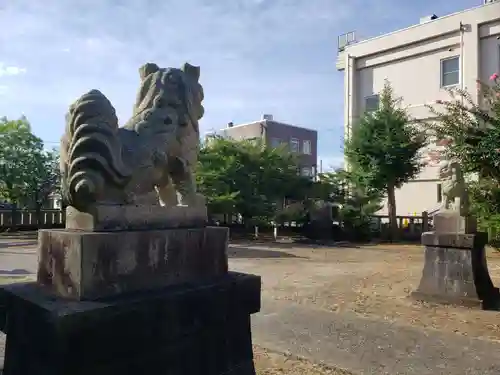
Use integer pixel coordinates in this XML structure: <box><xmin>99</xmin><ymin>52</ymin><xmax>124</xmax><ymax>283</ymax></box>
<box><xmin>490</xmin><ymin>73</ymin><xmax>499</xmax><ymax>81</ymax></box>
<box><xmin>437</xmin><ymin>138</ymin><xmax>452</xmax><ymax>146</ymax></box>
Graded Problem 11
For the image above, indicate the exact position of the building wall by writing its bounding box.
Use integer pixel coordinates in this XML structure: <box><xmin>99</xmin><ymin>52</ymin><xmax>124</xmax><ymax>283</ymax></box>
<box><xmin>265</xmin><ymin>121</ymin><xmax>318</xmax><ymax>173</ymax></box>
<box><xmin>220</xmin><ymin>120</ymin><xmax>318</xmax><ymax>177</ymax></box>
<box><xmin>220</xmin><ymin>122</ymin><xmax>264</xmax><ymax>141</ymax></box>
<box><xmin>339</xmin><ymin>2</ymin><xmax>500</xmax><ymax>215</ymax></box>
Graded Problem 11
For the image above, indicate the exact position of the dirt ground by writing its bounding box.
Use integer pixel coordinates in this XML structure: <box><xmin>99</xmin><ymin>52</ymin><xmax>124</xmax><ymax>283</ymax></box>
<box><xmin>229</xmin><ymin>242</ymin><xmax>500</xmax><ymax>343</ymax></box>
<box><xmin>3</xmin><ymin>237</ymin><xmax>500</xmax><ymax>373</ymax></box>
<box><xmin>253</xmin><ymin>346</ymin><xmax>352</xmax><ymax>375</ymax></box>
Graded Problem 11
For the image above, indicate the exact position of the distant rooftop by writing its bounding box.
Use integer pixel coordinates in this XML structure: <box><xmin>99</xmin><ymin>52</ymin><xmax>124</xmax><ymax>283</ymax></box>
<box><xmin>220</xmin><ymin>114</ymin><xmax>317</xmax><ymax>132</ymax></box>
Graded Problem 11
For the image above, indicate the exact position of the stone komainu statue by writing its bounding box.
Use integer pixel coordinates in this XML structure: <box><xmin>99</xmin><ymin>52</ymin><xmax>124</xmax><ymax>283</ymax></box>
<box><xmin>60</xmin><ymin>62</ymin><xmax>205</xmax><ymax>211</ymax></box>
<box><xmin>439</xmin><ymin>159</ymin><xmax>469</xmax><ymax>216</ymax></box>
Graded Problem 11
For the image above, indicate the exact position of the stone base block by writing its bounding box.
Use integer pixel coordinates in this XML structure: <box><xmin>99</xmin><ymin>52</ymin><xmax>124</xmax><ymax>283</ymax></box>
<box><xmin>411</xmin><ymin>232</ymin><xmax>500</xmax><ymax>309</ymax></box>
<box><xmin>37</xmin><ymin>226</ymin><xmax>229</xmax><ymax>300</ymax></box>
<box><xmin>432</xmin><ymin>210</ymin><xmax>476</xmax><ymax>233</ymax></box>
<box><xmin>66</xmin><ymin>204</ymin><xmax>207</xmax><ymax>231</ymax></box>
<box><xmin>0</xmin><ymin>272</ymin><xmax>261</xmax><ymax>375</ymax></box>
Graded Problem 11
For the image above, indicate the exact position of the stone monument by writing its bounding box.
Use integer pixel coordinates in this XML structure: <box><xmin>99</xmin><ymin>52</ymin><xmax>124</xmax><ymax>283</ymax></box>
<box><xmin>412</xmin><ymin>158</ymin><xmax>499</xmax><ymax>309</ymax></box>
<box><xmin>0</xmin><ymin>63</ymin><xmax>261</xmax><ymax>375</ymax></box>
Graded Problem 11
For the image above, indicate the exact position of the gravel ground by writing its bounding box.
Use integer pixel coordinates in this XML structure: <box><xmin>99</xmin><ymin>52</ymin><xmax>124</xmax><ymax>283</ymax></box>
<box><xmin>2</xmin><ymin>238</ymin><xmax>500</xmax><ymax>374</ymax></box>
<box><xmin>253</xmin><ymin>346</ymin><xmax>353</xmax><ymax>375</ymax></box>
<box><xmin>228</xmin><ymin>242</ymin><xmax>500</xmax><ymax>341</ymax></box>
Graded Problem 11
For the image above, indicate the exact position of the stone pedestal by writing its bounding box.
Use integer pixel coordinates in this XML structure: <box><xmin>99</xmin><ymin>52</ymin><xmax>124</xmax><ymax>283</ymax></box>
<box><xmin>1</xmin><ymin>203</ymin><xmax>262</xmax><ymax>374</ymax></box>
<box><xmin>433</xmin><ymin>210</ymin><xmax>477</xmax><ymax>233</ymax></box>
<box><xmin>37</xmin><ymin>226</ymin><xmax>229</xmax><ymax>300</ymax></box>
<box><xmin>411</xmin><ymin>232</ymin><xmax>500</xmax><ymax>309</ymax></box>
<box><xmin>65</xmin><ymin>204</ymin><xmax>208</xmax><ymax>232</ymax></box>
<box><xmin>1</xmin><ymin>272</ymin><xmax>261</xmax><ymax>375</ymax></box>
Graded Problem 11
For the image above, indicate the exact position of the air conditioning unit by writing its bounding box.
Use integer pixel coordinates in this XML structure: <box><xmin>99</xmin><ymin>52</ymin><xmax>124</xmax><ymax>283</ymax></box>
<box><xmin>262</xmin><ymin>114</ymin><xmax>273</xmax><ymax>121</ymax></box>
<box><xmin>420</xmin><ymin>14</ymin><xmax>438</xmax><ymax>24</ymax></box>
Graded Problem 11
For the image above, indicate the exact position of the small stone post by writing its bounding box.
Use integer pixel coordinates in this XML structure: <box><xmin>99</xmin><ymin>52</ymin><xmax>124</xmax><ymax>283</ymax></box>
<box><xmin>411</xmin><ymin>161</ymin><xmax>499</xmax><ymax>309</ymax></box>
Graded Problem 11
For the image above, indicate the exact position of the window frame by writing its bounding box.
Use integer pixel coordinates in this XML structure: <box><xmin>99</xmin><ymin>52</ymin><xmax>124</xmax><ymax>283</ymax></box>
<box><xmin>498</xmin><ymin>45</ymin><xmax>500</xmax><ymax>72</ymax></box>
<box><xmin>270</xmin><ymin>137</ymin><xmax>282</xmax><ymax>148</ymax></box>
<box><xmin>440</xmin><ymin>56</ymin><xmax>460</xmax><ymax>88</ymax></box>
<box><xmin>302</xmin><ymin>140</ymin><xmax>312</xmax><ymax>155</ymax></box>
<box><xmin>364</xmin><ymin>94</ymin><xmax>380</xmax><ymax>113</ymax></box>
<box><xmin>290</xmin><ymin>137</ymin><xmax>300</xmax><ymax>153</ymax></box>
<box><xmin>301</xmin><ymin>167</ymin><xmax>312</xmax><ymax>177</ymax></box>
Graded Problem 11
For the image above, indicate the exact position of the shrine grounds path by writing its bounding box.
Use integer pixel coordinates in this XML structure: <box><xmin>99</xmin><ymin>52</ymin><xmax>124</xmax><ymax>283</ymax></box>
<box><xmin>2</xmin><ymin>235</ymin><xmax>500</xmax><ymax>374</ymax></box>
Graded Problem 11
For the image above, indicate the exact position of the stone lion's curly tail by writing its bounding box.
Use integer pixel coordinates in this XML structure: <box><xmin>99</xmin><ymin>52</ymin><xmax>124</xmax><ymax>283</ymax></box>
<box><xmin>61</xmin><ymin>90</ymin><xmax>131</xmax><ymax>209</ymax></box>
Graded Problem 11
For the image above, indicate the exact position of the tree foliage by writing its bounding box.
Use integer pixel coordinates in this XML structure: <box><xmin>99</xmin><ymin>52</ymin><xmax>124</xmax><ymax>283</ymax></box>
<box><xmin>344</xmin><ymin>80</ymin><xmax>426</xmax><ymax>239</ymax></box>
<box><xmin>0</xmin><ymin>117</ymin><xmax>60</xmax><ymax>208</ymax></box>
<box><xmin>428</xmin><ymin>72</ymin><xmax>500</xmax><ymax>247</ymax></box>
<box><xmin>197</xmin><ymin>136</ymin><xmax>314</xmax><ymax>224</ymax></box>
<box><xmin>428</xmin><ymin>73</ymin><xmax>500</xmax><ymax>180</ymax></box>
<box><xmin>321</xmin><ymin>169</ymin><xmax>383</xmax><ymax>238</ymax></box>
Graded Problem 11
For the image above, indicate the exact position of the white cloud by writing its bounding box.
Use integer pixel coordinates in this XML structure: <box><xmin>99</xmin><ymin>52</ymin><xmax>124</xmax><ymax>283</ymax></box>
<box><xmin>0</xmin><ymin>63</ymin><xmax>26</xmax><ymax>77</ymax></box>
<box><xmin>0</xmin><ymin>0</ymin><xmax>477</xmax><ymax>147</ymax></box>
<box><xmin>0</xmin><ymin>85</ymin><xmax>8</xmax><ymax>95</ymax></box>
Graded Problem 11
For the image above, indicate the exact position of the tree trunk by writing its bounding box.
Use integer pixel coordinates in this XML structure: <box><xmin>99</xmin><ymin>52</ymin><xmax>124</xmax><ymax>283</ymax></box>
<box><xmin>387</xmin><ymin>183</ymin><xmax>398</xmax><ymax>242</ymax></box>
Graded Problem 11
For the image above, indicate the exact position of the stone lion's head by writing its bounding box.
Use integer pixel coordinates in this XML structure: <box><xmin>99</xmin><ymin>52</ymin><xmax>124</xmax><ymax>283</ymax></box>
<box><xmin>130</xmin><ymin>62</ymin><xmax>204</xmax><ymax>136</ymax></box>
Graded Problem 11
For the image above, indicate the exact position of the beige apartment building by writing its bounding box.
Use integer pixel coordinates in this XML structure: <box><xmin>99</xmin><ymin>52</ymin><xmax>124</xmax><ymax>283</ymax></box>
<box><xmin>337</xmin><ymin>0</ymin><xmax>500</xmax><ymax>216</ymax></box>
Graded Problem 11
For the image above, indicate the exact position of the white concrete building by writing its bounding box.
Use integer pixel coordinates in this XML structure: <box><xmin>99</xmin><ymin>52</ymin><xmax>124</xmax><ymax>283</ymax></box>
<box><xmin>337</xmin><ymin>0</ymin><xmax>500</xmax><ymax>216</ymax></box>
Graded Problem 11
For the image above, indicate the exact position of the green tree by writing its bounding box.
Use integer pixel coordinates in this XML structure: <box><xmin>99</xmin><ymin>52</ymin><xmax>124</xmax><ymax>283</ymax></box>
<box><xmin>0</xmin><ymin>117</ymin><xmax>60</xmax><ymax>209</ymax></box>
<box><xmin>344</xmin><ymin>81</ymin><xmax>426</xmax><ymax>240</ymax></box>
<box><xmin>197</xmin><ymin>136</ymin><xmax>313</xmax><ymax>225</ymax></box>
<box><xmin>428</xmin><ymin>73</ymin><xmax>500</xmax><ymax>180</ymax></box>
<box><xmin>428</xmin><ymin>72</ymin><xmax>500</xmax><ymax>245</ymax></box>
<box><xmin>23</xmin><ymin>148</ymin><xmax>61</xmax><ymax>210</ymax></box>
<box><xmin>319</xmin><ymin>169</ymin><xmax>383</xmax><ymax>239</ymax></box>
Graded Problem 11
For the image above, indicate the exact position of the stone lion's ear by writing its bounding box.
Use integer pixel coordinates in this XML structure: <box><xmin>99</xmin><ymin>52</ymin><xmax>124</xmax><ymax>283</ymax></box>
<box><xmin>182</xmin><ymin>62</ymin><xmax>200</xmax><ymax>82</ymax></box>
<box><xmin>139</xmin><ymin>63</ymin><xmax>160</xmax><ymax>80</ymax></box>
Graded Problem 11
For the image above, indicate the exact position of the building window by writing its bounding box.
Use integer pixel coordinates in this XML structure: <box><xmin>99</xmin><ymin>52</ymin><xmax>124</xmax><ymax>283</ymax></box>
<box><xmin>437</xmin><ymin>183</ymin><xmax>442</xmax><ymax>203</ymax></box>
<box><xmin>302</xmin><ymin>140</ymin><xmax>312</xmax><ymax>154</ymax></box>
<box><xmin>301</xmin><ymin>167</ymin><xmax>312</xmax><ymax>177</ymax></box>
<box><xmin>270</xmin><ymin>137</ymin><xmax>282</xmax><ymax>148</ymax></box>
<box><xmin>441</xmin><ymin>56</ymin><xmax>459</xmax><ymax>87</ymax></box>
<box><xmin>364</xmin><ymin>95</ymin><xmax>379</xmax><ymax>112</ymax></box>
<box><xmin>290</xmin><ymin>138</ymin><xmax>300</xmax><ymax>153</ymax></box>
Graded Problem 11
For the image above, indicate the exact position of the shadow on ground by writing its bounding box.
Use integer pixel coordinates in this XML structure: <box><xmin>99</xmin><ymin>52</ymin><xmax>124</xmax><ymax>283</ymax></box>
<box><xmin>228</xmin><ymin>247</ymin><xmax>306</xmax><ymax>259</ymax></box>
<box><xmin>0</xmin><ymin>231</ymin><xmax>38</xmax><ymax>240</ymax></box>
<box><xmin>230</xmin><ymin>240</ymin><xmax>353</xmax><ymax>250</ymax></box>
<box><xmin>0</xmin><ymin>269</ymin><xmax>31</xmax><ymax>276</ymax></box>
<box><xmin>0</xmin><ymin>241</ymin><xmax>37</xmax><ymax>250</ymax></box>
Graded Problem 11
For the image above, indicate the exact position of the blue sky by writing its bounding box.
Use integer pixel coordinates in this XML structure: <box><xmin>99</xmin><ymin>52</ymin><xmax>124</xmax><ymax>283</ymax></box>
<box><xmin>0</xmin><ymin>0</ymin><xmax>477</xmax><ymax>170</ymax></box>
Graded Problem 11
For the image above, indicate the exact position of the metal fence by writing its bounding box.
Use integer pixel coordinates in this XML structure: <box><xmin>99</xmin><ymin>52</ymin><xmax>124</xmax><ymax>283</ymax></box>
<box><xmin>0</xmin><ymin>209</ymin><xmax>431</xmax><ymax>242</ymax></box>
<box><xmin>0</xmin><ymin>209</ymin><xmax>65</xmax><ymax>230</ymax></box>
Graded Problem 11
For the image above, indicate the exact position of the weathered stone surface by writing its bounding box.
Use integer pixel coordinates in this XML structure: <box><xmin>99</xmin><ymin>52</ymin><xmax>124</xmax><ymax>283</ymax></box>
<box><xmin>432</xmin><ymin>210</ymin><xmax>477</xmax><ymax>234</ymax></box>
<box><xmin>0</xmin><ymin>272</ymin><xmax>261</xmax><ymax>375</ymax></box>
<box><xmin>37</xmin><ymin>226</ymin><xmax>229</xmax><ymax>300</ymax></box>
<box><xmin>412</xmin><ymin>232</ymin><xmax>499</xmax><ymax>309</ymax></box>
<box><xmin>421</xmin><ymin>231</ymin><xmax>480</xmax><ymax>248</ymax></box>
<box><xmin>66</xmin><ymin>204</ymin><xmax>207</xmax><ymax>231</ymax></box>
<box><xmin>60</xmin><ymin>63</ymin><xmax>206</xmax><ymax>212</ymax></box>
